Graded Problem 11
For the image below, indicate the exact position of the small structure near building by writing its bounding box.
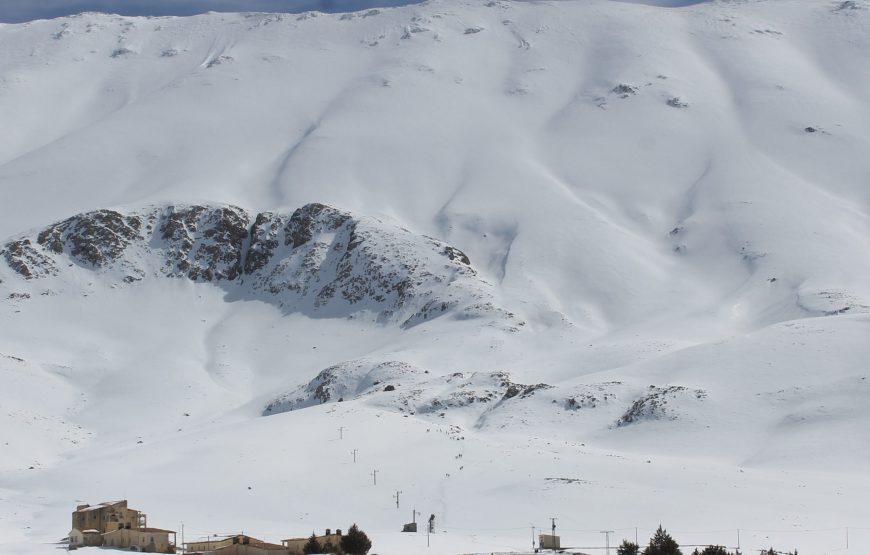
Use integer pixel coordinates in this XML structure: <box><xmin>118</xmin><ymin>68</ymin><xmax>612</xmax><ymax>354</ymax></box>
<box><xmin>68</xmin><ymin>528</ymin><xmax>102</xmax><ymax>547</ymax></box>
<box><xmin>282</xmin><ymin>528</ymin><xmax>343</xmax><ymax>555</ymax></box>
<box><xmin>401</xmin><ymin>522</ymin><xmax>417</xmax><ymax>532</ymax></box>
<box><xmin>185</xmin><ymin>534</ymin><xmax>289</xmax><ymax>555</ymax></box>
<box><xmin>539</xmin><ymin>533</ymin><xmax>561</xmax><ymax>550</ymax></box>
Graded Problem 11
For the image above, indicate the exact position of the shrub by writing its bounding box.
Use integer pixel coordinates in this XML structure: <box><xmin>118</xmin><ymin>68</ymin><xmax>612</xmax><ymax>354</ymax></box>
<box><xmin>618</xmin><ymin>539</ymin><xmax>641</xmax><ymax>555</ymax></box>
<box><xmin>340</xmin><ymin>523</ymin><xmax>372</xmax><ymax>555</ymax></box>
<box><xmin>643</xmin><ymin>525</ymin><xmax>682</xmax><ymax>555</ymax></box>
<box><xmin>303</xmin><ymin>533</ymin><xmax>322</xmax><ymax>555</ymax></box>
<box><xmin>691</xmin><ymin>547</ymin><xmax>730</xmax><ymax>555</ymax></box>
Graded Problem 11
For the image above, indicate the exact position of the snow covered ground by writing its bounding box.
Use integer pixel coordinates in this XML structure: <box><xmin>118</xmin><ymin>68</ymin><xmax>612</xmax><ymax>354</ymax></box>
<box><xmin>1</xmin><ymin>0</ymin><xmax>869</xmax><ymax>553</ymax></box>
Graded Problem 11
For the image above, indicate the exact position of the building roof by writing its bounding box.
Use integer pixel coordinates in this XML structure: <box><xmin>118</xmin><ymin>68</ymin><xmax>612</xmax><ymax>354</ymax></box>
<box><xmin>82</xmin><ymin>529</ymin><xmax>100</xmax><ymax>534</ymax></box>
<box><xmin>76</xmin><ymin>500</ymin><xmax>126</xmax><ymax>512</ymax></box>
<box><xmin>186</xmin><ymin>535</ymin><xmax>282</xmax><ymax>550</ymax></box>
<box><xmin>104</xmin><ymin>527</ymin><xmax>175</xmax><ymax>535</ymax></box>
<box><xmin>283</xmin><ymin>532</ymin><xmax>341</xmax><ymax>542</ymax></box>
<box><xmin>138</xmin><ymin>528</ymin><xmax>175</xmax><ymax>533</ymax></box>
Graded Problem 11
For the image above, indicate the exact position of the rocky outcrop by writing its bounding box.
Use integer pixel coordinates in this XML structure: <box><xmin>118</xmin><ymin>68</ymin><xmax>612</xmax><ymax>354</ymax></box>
<box><xmin>1</xmin><ymin>202</ymin><xmax>511</xmax><ymax>328</ymax></box>
<box><xmin>263</xmin><ymin>362</ymin><xmax>552</xmax><ymax>425</ymax></box>
<box><xmin>158</xmin><ymin>205</ymin><xmax>249</xmax><ymax>281</ymax></box>
<box><xmin>0</xmin><ymin>239</ymin><xmax>58</xmax><ymax>279</ymax></box>
<box><xmin>615</xmin><ymin>385</ymin><xmax>707</xmax><ymax>426</ymax></box>
<box><xmin>262</xmin><ymin>359</ymin><xmax>711</xmax><ymax>432</ymax></box>
<box><xmin>36</xmin><ymin>209</ymin><xmax>142</xmax><ymax>268</ymax></box>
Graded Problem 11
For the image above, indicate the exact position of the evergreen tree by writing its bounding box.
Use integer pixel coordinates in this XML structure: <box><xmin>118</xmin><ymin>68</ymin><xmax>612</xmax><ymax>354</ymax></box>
<box><xmin>698</xmin><ymin>547</ymin><xmax>730</xmax><ymax>555</ymax></box>
<box><xmin>340</xmin><ymin>523</ymin><xmax>372</xmax><ymax>555</ymax></box>
<box><xmin>303</xmin><ymin>533</ymin><xmax>322</xmax><ymax>555</ymax></box>
<box><xmin>643</xmin><ymin>525</ymin><xmax>682</xmax><ymax>555</ymax></box>
<box><xmin>618</xmin><ymin>539</ymin><xmax>641</xmax><ymax>555</ymax></box>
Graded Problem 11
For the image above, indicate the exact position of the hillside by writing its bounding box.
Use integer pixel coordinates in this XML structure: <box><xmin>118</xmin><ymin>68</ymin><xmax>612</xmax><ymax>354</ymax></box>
<box><xmin>1</xmin><ymin>1</ymin><xmax>869</xmax><ymax>553</ymax></box>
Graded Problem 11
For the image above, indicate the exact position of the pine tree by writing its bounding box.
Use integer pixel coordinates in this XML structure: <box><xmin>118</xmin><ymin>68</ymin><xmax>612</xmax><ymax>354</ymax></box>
<box><xmin>340</xmin><ymin>523</ymin><xmax>372</xmax><ymax>555</ymax></box>
<box><xmin>698</xmin><ymin>547</ymin><xmax>730</xmax><ymax>555</ymax></box>
<box><xmin>643</xmin><ymin>525</ymin><xmax>682</xmax><ymax>555</ymax></box>
<box><xmin>618</xmin><ymin>539</ymin><xmax>641</xmax><ymax>555</ymax></box>
<box><xmin>303</xmin><ymin>533</ymin><xmax>322</xmax><ymax>555</ymax></box>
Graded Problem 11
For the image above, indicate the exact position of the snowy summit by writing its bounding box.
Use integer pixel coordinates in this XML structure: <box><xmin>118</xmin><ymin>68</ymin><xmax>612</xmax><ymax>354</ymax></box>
<box><xmin>0</xmin><ymin>0</ymin><xmax>869</xmax><ymax>554</ymax></box>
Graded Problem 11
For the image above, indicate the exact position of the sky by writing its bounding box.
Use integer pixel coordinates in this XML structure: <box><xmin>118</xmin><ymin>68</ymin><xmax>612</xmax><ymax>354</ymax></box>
<box><xmin>0</xmin><ymin>0</ymin><xmax>423</xmax><ymax>22</ymax></box>
<box><xmin>0</xmin><ymin>0</ymin><xmax>707</xmax><ymax>23</ymax></box>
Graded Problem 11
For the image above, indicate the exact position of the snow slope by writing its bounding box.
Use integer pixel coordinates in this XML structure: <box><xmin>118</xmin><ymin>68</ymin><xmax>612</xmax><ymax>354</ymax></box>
<box><xmin>1</xmin><ymin>0</ymin><xmax>869</xmax><ymax>553</ymax></box>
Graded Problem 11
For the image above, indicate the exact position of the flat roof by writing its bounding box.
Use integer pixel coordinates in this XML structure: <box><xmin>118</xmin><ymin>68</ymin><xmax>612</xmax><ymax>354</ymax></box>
<box><xmin>139</xmin><ymin>528</ymin><xmax>175</xmax><ymax>533</ymax></box>
<box><xmin>77</xmin><ymin>500</ymin><xmax>126</xmax><ymax>512</ymax></box>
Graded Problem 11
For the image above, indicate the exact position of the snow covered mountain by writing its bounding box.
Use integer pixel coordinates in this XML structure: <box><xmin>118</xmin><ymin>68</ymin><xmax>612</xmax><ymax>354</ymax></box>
<box><xmin>1</xmin><ymin>1</ymin><xmax>869</xmax><ymax>554</ymax></box>
<box><xmin>1</xmin><ymin>202</ymin><xmax>514</xmax><ymax>327</ymax></box>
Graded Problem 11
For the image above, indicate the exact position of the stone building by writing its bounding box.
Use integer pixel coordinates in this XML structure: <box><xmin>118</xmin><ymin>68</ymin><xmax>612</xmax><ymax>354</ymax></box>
<box><xmin>282</xmin><ymin>528</ymin><xmax>343</xmax><ymax>555</ymax></box>
<box><xmin>67</xmin><ymin>500</ymin><xmax>174</xmax><ymax>552</ymax></box>
<box><xmin>71</xmin><ymin>500</ymin><xmax>146</xmax><ymax>534</ymax></box>
<box><xmin>68</xmin><ymin>528</ymin><xmax>101</xmax><ymax>547</ymax></box>
<box><xmin>184</xmin><ymin>534</ymin><xmax>289</xmax><ymax>555</ymax></box>
<box><xmin>102</xmin><ymin>527</ymin><xmax>176</xmax><ymax>553</ymax></box>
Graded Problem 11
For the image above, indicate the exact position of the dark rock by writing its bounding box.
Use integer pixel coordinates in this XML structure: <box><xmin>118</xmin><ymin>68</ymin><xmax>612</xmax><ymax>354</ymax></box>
<box><xmin>160</xmin><ymin>205</ymin><xmax>249</xmax><ymax>281</ymax></box>
<box><xmin>1</xmin><ymin>239</ymin><xmax>57</xmax><ymax>279</ymax></box>
<box><xmin>443</xmin><ymin>245</ymin><xmax>471</xmax><ymax>265</ymax></box>
<box><xmin>244</xmin><ymin>212</ymin><xmax>280</xmax><ymax>274</ymax></box>
<box><xmin>37</xmin><ymin>210</ymin><xmax>141</xmax><ymax>267</ymax></box>
<box><xmin>612</xmin><ymin>84</ymin><xmax>638</xmax><ymax>98</ymax></box>
<box><xmin>284</xmin><ymin>203</ymin><xmax>349</xmax><ymax>248</ymax></box>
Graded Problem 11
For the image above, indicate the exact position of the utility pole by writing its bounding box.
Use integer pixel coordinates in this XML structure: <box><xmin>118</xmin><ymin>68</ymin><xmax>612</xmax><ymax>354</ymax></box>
<box><xmin>394</xmin><ymin>490</ymin><xmax>402</xmax><ymax>509</ymax></box>
<box><xmin>338</xmin><ymin>426</ymin><xmax>345</xmax><ymax>440</ymax></box>
<box><xmin>371</xmin><ymin>469</ymin><xmax>378</xmax><ymax>485</ymax></box>
<box><xmin>846</xmin><ymin>526</ymin><xmax>849</xmax><ymax>549</ymax></box>
<box><xmin>351</xmin><ymin>449</ymin><xmax>358</xmax><ymax>463</ymax></box>
<box><xmin>531</xmin><ymin>526</ymin><xmax>536</xmax><ymax>551</ymax></box>
<box><xmin>635</xmin><ymin>527</ymin><xmax>638</xmax><ymax>546</ymax></box>
<box><xmin>600</xmin><ymin>530</ymin><xmax>614</xmax><ymax>555</ymax></box>
<box><xmin>737</xmin><ymin>529</ymin><xmax>740</xmax><ymax>552</ymax></box>
<box><xmin>550</xmin><ymin>517</ymin><xmax>557</xmax><ymax>538</ymax></box>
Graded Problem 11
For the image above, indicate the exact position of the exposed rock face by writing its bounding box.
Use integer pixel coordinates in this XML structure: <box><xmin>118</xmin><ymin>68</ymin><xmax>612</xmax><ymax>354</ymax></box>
<box><xmin>1</xmin><ymin>202</ymin><xmax>510</xmax><ymax>328</ymax></box>
<box><xmin>36</xmin><ymin>210</ymin><xmax>142</xmax><ymax>268</ymax></box>
<box><xmin>235</xmin><ymin>202</ymin><xmax>490</xmax><ymax>327</ymax></box>
<box><xmin>263</xmin><ymin>361</ymin><xmax>553</xmax><ymax>425</ymax></box>
<box><xmin>263</xmin><ymin>360</ymin><xmax>423</xmax><ymax>413</ymax></box>
<box><xmin>616</xmin><ymin>385</ymin><xmax>707</xmax><ymax>426</ymax></box>
<box><xmin>0</xmin><ymin>239</ymin><xmax>57</xmax><ymax>279</ymax></box>
<box><xmin>158</xmin><ymin>205</ymin><xmax>249</xmax><ymax>281</ymax></box>
<box><xmin>261</xmin><ymin>358</ymin><xmax>709</xmax><ymax>428</ymax></box>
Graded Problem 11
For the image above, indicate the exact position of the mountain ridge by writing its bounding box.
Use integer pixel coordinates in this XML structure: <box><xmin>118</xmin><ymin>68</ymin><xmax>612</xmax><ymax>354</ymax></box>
<box><xmin>1</xmin><ymin>201</ymin><xmax>520</xmax><ymax>328</ymax></box>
